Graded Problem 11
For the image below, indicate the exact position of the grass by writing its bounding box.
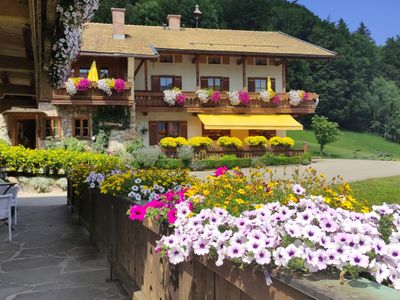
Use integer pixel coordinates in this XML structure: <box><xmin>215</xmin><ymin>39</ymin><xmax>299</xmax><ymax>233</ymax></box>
<box><xmin>350</xmin><ymin>176</ymin><xmax>400</xmax><ymax>206</ymax></box>
<box><xmin>288</xmin><ymin>130</ymin><xmax>400</xmax><ymax>160</ymax></box>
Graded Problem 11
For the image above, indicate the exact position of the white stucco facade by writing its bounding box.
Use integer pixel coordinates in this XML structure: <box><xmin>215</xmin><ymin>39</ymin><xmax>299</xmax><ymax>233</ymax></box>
<box><xmin>134</xmin><ymin>55</ymin><xmax>283</xmax><ymax>92</ymax></box>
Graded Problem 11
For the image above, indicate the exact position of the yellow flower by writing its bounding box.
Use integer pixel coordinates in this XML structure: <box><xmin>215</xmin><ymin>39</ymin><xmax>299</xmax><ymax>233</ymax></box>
<box><xmin>238</xmin><ymin>189</ymin><xmax>246</xmax><ymax>195</ymax></box>
<box><xmin>203</xmin><ymin>189</ymin><xmax>210</xmax><ymax>196</ymax></box>
<box><xmin>235</xmin><ymin>198</ymin><xmax>245</xmax><ymax>204</ymax></box>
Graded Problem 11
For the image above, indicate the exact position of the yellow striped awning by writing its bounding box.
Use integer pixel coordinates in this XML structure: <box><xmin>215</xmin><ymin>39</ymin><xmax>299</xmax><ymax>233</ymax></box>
<box><xmin>198</xmin><ymin>114</ymin><xmax>303</xmax><ymax>130</ymax></box>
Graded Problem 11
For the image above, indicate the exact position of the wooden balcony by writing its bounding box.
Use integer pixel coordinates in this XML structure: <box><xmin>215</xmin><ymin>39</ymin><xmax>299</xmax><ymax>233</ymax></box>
<box><xmin>135</xmin><ymin>91</ymin><xmax>318</xmax><ymax>114</ymax></box>
<box><xmin>52</xmin><ymin>82</ymin><xmax>133</xmax><ymax>106</ymax></box>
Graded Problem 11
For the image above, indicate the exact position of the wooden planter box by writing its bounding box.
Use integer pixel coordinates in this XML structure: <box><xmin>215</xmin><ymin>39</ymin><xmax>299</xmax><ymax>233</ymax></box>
<box><xmin>69</xmin><ymin>185</ymin><xmax>400</xmax><ymax>300</ymax></box>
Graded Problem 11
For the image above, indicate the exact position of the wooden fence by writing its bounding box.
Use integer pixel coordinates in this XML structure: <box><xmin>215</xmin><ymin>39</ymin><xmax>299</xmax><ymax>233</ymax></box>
<box><xmin>68</xmin><ymin>185</ymin><xmax>400</xmax><ymax>300</ymax></box>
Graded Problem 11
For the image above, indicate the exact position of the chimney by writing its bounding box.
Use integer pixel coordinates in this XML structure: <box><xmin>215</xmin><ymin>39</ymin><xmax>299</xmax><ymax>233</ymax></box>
<box><xmin>112</xmin><ymin>8</ymin><xmax>125</xmax><ymax>39</ymax></box>
<box><xmin>167</xmin><ymin>15</ymin><xmax>181</xmax><ymax>29</ymax></box>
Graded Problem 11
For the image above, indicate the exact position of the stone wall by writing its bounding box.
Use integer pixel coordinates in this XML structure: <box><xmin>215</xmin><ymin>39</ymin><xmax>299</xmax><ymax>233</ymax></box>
<box><xmin>38</xmin><ymin>103</ymin><xmax>136</xmax><ymax>150</ymax></box>
<box><xmin>0</xmin><ymin>113</ymin><xmax>10</xmax><ymax>143</ymax></box>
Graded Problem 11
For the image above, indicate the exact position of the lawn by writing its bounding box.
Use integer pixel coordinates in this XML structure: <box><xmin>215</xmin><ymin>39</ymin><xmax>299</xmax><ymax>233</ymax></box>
<box><xmin>350</xmin><ymin>176</ymin><xmax>400</xmax><ymax>206</ymax></box>
<box><xmin>288</xmin><ymin>130</ymin><xmax>400</xmax><ymax>160</ymax></box>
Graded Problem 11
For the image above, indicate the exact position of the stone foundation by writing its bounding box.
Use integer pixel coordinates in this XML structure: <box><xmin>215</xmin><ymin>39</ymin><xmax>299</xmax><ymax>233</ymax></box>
<box><xmin>38</xmin><ymin>103</ymin><xmax>136</xmax><ymax>149</ymax></box>
<box><xmin>0</xmin><ymin>113</ymin><xmax>10</xmax><ymax>143</ymax></box>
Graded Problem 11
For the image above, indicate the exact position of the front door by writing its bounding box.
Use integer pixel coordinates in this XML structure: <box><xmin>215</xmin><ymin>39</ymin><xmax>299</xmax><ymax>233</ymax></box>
<box><xmin>16</xmin><ymin>119</ymin><xmax>36</xmax><ymax>148</ymax></box>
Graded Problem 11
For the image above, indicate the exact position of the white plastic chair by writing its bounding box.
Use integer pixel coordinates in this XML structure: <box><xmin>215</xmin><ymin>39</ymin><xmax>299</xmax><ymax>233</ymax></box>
<box><xmin>0</xmin><ymin>194</ymin><xmax>13</xmax><ymax>241</ymax></box>
<box><xmin>8</xmin><ymin>185</ymin><xmax>20</xmax><ymax>225</ymax></box>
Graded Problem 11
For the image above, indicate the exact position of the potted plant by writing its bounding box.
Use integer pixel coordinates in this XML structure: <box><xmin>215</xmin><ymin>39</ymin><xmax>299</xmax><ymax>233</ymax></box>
<box><xmin>188</xmin><ymin>136</ymin><xmax>213</xmax><ymax>152</ymax></box>
<box><xmin>268</xmin><ymin>136</ymin><xmax>295</xmax><ymax>150</ymax></box>
<box><xmin>244</xmin><ymin>136</ymin><xmax>268</xmax><ymax>151</ymax></box>
<box><xmin>159</xmin><ymin>137</ymin><xmax>178</xmax><ymax>153</ymax></box>
<box><xmin>217</xmin><ymin>136</ymin><xmax>243</xmax><ymax>151</ymax></box>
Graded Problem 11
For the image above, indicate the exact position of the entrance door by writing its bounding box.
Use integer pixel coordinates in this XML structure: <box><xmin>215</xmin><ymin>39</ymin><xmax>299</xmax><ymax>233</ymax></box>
<box><xmin>16</xmin><ymin>119</ymin><xmax>36</xmax><ymax>148</ymax></box>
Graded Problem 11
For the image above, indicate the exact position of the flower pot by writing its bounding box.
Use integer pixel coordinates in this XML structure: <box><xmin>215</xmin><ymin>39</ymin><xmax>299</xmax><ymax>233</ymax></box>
<box><xmin>248</xmin><ymin>145</ymin><xmax>266</xmax><ymax>152</ymax></box>
<box><xmin>271</xmin><ymin>145</ymin><xmax>291</xmax><ymax>151</ymax></box>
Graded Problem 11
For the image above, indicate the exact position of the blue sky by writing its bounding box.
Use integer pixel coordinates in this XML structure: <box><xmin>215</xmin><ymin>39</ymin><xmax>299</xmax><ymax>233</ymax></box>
<box><xmin>297</xmin><ymin>0</ymin><xmax>400</xmax><ymax>45</ymax></box>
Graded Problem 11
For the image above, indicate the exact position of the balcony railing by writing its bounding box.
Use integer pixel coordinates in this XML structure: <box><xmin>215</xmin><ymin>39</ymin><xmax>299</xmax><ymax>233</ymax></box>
<box><xmin>52</xmin><ymin>82</ymin><xmax>133</xmax><ymax>105</ymax></box>
<box><xmin>135</xmin><ymin>91</ymin><xmax>318</xmax><ymax>114</ymax></box>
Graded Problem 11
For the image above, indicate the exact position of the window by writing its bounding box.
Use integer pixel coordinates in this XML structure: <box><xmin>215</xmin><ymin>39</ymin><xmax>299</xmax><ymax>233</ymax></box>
<box><xmin>73</xmin><ymin>118</ymin><xmax>90</xmax><ymax>138</ymax></box>
<box><xmin>208</xmin><ymin>56</ymin><xmax>221</xmax><ymax>64</ymax></box>
<box><xmin>207</xmin><ymin>77</ymin><xmax>222</xmax><ymax>91</ymax></box>
<box><xmin>159</xmin><ymin>54</ymin><xmax>174</xmax><ymax>63</ymax></box>
<box><xmin>254</xmin><ymin>79</ymin><xmax>267</xmax><ymax>92</ymax></box>
<box><xmin>79</xmin><ymin>68</ymin><xmax>89</xmax><ymax>78</ymax></box>
<box><xmin>202</xmin><ymin>126</ymin><xmax>230</xmax><ymax>141</ymax></box>
<box><xmin>249</xmin><ymin>130</ymin><xmax>276</xmax><ymax>139</ymax></box>
<box><xmin>149</xmin><ymin>121</ymin><xmax>187</xmax><ymax>145</ymax></box>
<box><xmin>44</xmin><ymin>118</ymin><xmax>61</xmax><ymax>139</ymax></box>
<box><xmin>248</xmin><ymin>77</ymin><xmax>276</xmax><ymax>92</ymax></box>
<box><xmin>255</xmin><ymin>58</ymin><xmax>268</xmax><ymax>65</ymax></box>
<box><xmin>100</xmin><ymin>68</ymin><xmax>109</xmax><ymax>79</ymax></box>
<box><xmin>160</xmin><ymin>76</ymin><xmax>174</xmax><ymax>91</ymax></box>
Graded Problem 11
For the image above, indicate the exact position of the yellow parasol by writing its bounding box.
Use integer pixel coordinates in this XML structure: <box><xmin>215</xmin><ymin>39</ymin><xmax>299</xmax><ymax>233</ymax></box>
<box><xmin>267</xmin><ymin>76</ymin><xmax>273</xmax><ymax>92</ymax></box>
<box><xmin>87</xmin><ymin>61</ymin><xmax>98</xmax><ymax>81</ymax></box>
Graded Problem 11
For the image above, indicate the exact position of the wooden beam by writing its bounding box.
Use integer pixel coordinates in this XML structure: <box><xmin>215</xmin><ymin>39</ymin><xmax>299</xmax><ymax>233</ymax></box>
<box><xmin>195</xmin><ymin>55</ymin><xmax>200</xmax><ymax>89</ymax></box>
<box><xmin>144</xmin><ymin>60</ymin><xmax>148</xmax><ymax>91</ymax></box>
<box><xmin>192</xmin><ymin>56</ymin><xmax>197</xmax><ymax>64</ymax></box>
<box><xmin>0</xmin><ymin>55</ymin><xmax>33</xmax><ymax>71</ymax></box>
<box><xmin>242</xmin><ymin>56</ymin><xmax>247</xmax><ymax>90</ymax></box>
<box><xmin>134</xmin><ymin>59</ymin><xmax>145</xmax><ymax>77</ymax></box>
<box><xmin>1</xmin><ymin>72</ymin><xmax>9</xmax><ymax>84</ymax></box>
<box><xmin>23</xmin><ymin>24</ymin><xmax>34</xmax><ymax>61</ymax></box>
<box><xmin>282</xmin><ymin>62</ymin><xmax>287</xmax><ymax>93</ymax></box>
<box><xmin>0</xmin><ymin>83</ymin><xmax>35</xmax><ymax>98</ymax></box>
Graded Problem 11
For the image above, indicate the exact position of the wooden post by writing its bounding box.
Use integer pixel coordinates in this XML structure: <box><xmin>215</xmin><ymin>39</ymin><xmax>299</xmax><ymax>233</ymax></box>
<box><xmin>303</xmin><ymin>142</ymin><xmax>309</xmax><ymax>153</ymax></box>
<box><xmin>195</xmin><ymin>55</ymin><xmax>200</xmax><ymax>90</ymax></box>
<box><xmin>144</xmin><ymin>60</ymin><xmax>148</xmax><ymax>91</ymax></box>
<box><xmin>242</xmin><ymin>56</ymin><xmax>247</xmax><ymax>91</ymax></box>
<box><xmin>282</xmin><ymin>60</ymin><xmax>287</xmax><ymax>93</ymax></box>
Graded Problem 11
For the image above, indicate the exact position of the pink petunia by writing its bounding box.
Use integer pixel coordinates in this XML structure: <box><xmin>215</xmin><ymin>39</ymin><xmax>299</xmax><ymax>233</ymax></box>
<box><xmin>239</xmin><ymin>91</ymin><xmax>250</xmax><ymax>105</ymax></box>
<box><xmin>114</xmin><ymin>78</ymin><xmax>126</xmax><ymax>93</ymax></box>
<box><xmin>167</xmin><ymin>208</ymin><xmax>177</xmax><ymax>224</ymax></box>
<box><xmin>210</xmin><ymin>91</ymin><xmax>221</xmax><ymax>103</ymax></box>
<box><xmin>271</xmin><ymin>95</ymin><xmax>281</xmax><ymax>105</ymax></box>
<box><xmin>214</xmin><ymin>166</ymin><xmax>228</xmax><ymax>177</ymax></box>
<box><xmin>176</xmin><ymin>93</ymin><xmax>186</xmax><ymax>105</ymax></box>
<box><xmin>76</xmin><ymin>78</ymin><xmax>91</xmax><ymax>91</ymax></box>
<box><xmin>129</xmin><ymin>205</ymin><xmax>146</xmax><ymax>221</ymax></box>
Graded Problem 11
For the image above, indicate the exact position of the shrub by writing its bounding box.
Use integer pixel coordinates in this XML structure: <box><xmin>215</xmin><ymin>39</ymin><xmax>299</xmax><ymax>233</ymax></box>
<box><xmin>91</xmin><ymin>130</ymin><xmax>109</xmax><ymax>153</ymax></box>
<box><xmin>191</xmin><ymin>157</ymin><xmax>252</xmax><ymax>170</ymax></box>
<box><xmin>217</xmin><ymin>136</ymin><xmax>243</xmax><ymax>148</ymax></box>
<box><xmin>258</xmin><ymin>153</ymin><xmax>311</xmax><ymax>166</ymax></box>
<box><xmin>268</xmin><ymin>136</ymin><xmax>295</xmax><ymax>148</ymax></box>
<box><xmin>133</xmin><ymin>146</ymin><xmax>163</xmax><ymax>168</ymax></box>
<box><xmin>56</xmin><ymin>178</ymin><xmax>68</xmax><ymax>191</ymax></box>
<box><xmin>155</xmin><ymin>158</ymin><xmax>184</xmax><ymax>169</ymax></box>
<box><xmin>30</xmin><ymin>177</ymin><xmax>53</xmax><ymax>193</ymax></box>
<box><xmin>59</xmin><ymin>137</ymin><xmax>87</xmax><ymax>152</ymax></box>
<box><xmin>178</xmin><ymin>145</ymin><xmax>194</xmax><ymax>167</ymax></box>
<box><xmin>188</xmin><ymin>136</ymin><xmax>213</xmax><ymax>148</ymax></box>
<box><xmin>244</xmin><ymin>136</ymin><xmax>268</xmax><ymax>147</ymax></box>
<box><xmin>311</xmin><ymin>115</ymin><xmax>342</xmax><ymax>154</ymax></box>
<box><xmin>125</xmin><ymin>137</ymin><xmax>144</xmax><ymax>154</ymax></box>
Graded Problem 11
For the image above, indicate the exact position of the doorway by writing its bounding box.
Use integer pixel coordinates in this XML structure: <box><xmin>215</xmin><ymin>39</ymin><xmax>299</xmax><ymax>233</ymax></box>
<box><xmin>16</xmin><ymin>119</ymin><xmax>36</xmax><ymax>148</ymax></box>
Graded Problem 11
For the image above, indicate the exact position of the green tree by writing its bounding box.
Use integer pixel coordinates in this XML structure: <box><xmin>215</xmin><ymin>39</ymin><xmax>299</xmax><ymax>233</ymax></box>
<box><xmin>311</xmin><ymin>115</ymin><xmax>342</xmax><ymax>155</ymax></box>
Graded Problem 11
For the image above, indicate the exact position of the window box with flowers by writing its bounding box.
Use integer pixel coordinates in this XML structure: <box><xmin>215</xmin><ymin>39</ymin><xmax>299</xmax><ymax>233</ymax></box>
<box><xmin>64</xmin><ymin>77</ymin><xmax>128</xmax><ymax>96</ymax></box>
<box><xmin>217</xmin><ymin>136</ymin><xmax>243</xmax><ymax>150</ymax></box>
<box><xmin>159</xmin><ymin>137</ymin><xmax>188</xmax><ymax>153</ymax></box>
<box><xmin>188</xmin><ymin>136</ymin><xmax>213</xmax><ymax>152</ymax></box>
<box><xmin>268</xmin><ymin>136</ymin><xmax>295</xmax><ymax>150</ymax></box>
<box><xmin>244</xmin><ymin>136</ymin><xmax>268</xmax><ymax>150</ymax></box>
<box><xmin>196</xmin><ymin>89</ymin><xmax>221</xmax><ymax>105</ymax></box>
<box><xmin>163</xmin><ymin>88</ymin><xmax>186</xmax><ymax>106</ymax></box>
<box><xmin>227</xmin><ymin>90</ymin><xmax>250</xmax><ymax>106</ymax></box>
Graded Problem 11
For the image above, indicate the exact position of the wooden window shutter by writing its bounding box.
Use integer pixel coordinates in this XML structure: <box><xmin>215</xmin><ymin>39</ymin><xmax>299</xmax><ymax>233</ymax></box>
<box><xmin>200</xmin><ymin>77</ymin><xmax>208</xmax><ymax>89</ymax></box>
<box><xmin>246</xmin><ymin>57</ymin><xmax>254</xmax><ymax>65</ymax></box>
<box><xmin>271</xmin><ymin>78</ymin><xmax>276</xmax><ymax>91</ymax></box>
<box><xmin>151</xmin><ymin>75</ymin><xmax>160</xmax><ymax>92</ymax></box>
<box><xmin>199</xmin><ymin>55</ymin><xmax>206</xmax><ymax>64</ymax></box>
<box><xmin>248</xmin><ymin>78</ymin><xmax>256</xmax><ymax>92</ymax></box>
<box><xmin>173</xmin><ymin>76</ymin><xmax>182</xmax><ymax>89</ymax></box>
<box><xmin>222</xmin><ymin>77</ymin><xmax>230</xmax><ymax>91</ymax></box>
<box><xmin>222</xmin><ymin>56</ymin><xmax>230</xmax><ymax>64</ymax></box>
<box><xmin>179</xmin><ymin>121</ymin><xmax>188</xmax><ymax>138</ymax></box>
<box><xmin>149</xmin><ymin>121</ymin><xmax>158</xmax><ymax>145</ymax></box>
<box><xmin>174</xmin><ymin>55</ymin><xmax>182</xmax><ymax>63</ymax></box>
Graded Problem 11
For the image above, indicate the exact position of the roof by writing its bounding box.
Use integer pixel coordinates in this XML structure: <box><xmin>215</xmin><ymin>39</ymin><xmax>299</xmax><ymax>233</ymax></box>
<box><xmin>81</xmin><ymin>23</ymin><xmax>336</xmax><ymax>58</ymax></box>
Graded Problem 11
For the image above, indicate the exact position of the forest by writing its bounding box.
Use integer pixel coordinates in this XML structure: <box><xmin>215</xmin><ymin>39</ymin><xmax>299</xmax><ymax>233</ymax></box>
<box><xmin>92</xmin><ymin>0</ymin><xmax>400</xmax><ymax>143</ymax></box>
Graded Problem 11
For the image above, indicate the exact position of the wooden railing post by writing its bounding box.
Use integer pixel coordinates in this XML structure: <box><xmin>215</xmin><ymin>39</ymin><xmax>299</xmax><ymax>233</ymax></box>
<box><xmin>303</xmin><ymin>142</ymin><xmax>309</xmax><ymax>153</ymax></box>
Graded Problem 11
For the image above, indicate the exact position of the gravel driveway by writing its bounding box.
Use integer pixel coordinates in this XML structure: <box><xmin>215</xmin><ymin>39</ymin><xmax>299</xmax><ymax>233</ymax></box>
<box><xmin>191</xmin><ymin>159</ymin><xmax>400</xmax><ymax>182</ymax></box>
